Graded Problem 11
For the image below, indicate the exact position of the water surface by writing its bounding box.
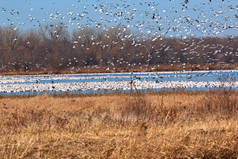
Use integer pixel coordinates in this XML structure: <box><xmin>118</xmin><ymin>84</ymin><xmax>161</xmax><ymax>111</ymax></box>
<box><xmin>1</xmin><ymin>70</ymin><xmax>238</xmax><ymax>96</ymax></box>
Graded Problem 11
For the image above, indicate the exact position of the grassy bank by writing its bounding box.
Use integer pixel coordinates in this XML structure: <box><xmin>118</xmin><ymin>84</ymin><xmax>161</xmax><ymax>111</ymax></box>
<box><xmin>0</xmin><ymin>63</ymin><xmax>238</xmax><ymax>75</ymax></box>
<box><xmin>1</xmin><ymin>91</ymin><xmax>238</xmax><ymax>158</ymax></box>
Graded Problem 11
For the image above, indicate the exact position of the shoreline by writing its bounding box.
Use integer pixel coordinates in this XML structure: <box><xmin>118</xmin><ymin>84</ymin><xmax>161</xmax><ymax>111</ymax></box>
<box><xmin>1</xmin><ymin>69</ymin><xmax>238</xmax><ymax>77</ymax></box>
<box><xmin>1</xmin><ymin>64</ymin><xmax>238</xmax><ymax>76</ymax></box>
<box><xmin>0</xmin><ymin>89</ymin><xmax>237</xmax><ymax>97</ymax></box>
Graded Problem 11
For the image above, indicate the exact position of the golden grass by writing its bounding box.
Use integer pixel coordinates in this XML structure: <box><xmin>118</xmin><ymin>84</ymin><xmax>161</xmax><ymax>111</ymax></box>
<box><xmin>1</xmin><ymin>91</ymin><xmax>238</xmax><ymax>158</ymax></box>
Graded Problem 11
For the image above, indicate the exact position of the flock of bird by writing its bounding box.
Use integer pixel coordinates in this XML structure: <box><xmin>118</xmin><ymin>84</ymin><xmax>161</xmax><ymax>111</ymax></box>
<box><xmin>0</xmin><ymin>0</ymin><xmax>238</xmax><ymax>95</ymax></box>
<box><xmin>0</xmin><ymin>70</ymin><xmax>238</xmax><ymax>95</ymax></box>
<box><xmin>1</xmin><ymin>0</ymin><xmax>237</xmax><ymax>38</ymax></box>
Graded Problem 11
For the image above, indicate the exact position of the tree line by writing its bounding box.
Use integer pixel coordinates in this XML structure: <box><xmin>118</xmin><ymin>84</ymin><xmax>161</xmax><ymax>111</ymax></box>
<box><xmin>0</xmin><ymin>23</ymin><xmax>238</xmax><ymax>73</ymax></box>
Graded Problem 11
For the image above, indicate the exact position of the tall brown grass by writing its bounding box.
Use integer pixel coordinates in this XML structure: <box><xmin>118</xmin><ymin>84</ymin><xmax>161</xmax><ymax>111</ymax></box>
<box><xmin>0</xmin><ymin>91</ymin><xmax>238</xmax><ymax>158</ymax></box>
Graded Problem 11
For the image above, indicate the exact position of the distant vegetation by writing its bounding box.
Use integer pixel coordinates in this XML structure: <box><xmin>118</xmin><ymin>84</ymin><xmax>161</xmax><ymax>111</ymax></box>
<box><xmin>0</xmin><ymin>24</ymin><xmax>238</xmax><ymax>73</ymax></box>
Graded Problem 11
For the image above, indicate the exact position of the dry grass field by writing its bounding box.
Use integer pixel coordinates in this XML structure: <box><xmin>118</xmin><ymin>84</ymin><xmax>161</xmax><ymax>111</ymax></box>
<box><xmin>1</xmin><ymin>91</ymin><xmax>238</xmax><ymax>158</ymax></box>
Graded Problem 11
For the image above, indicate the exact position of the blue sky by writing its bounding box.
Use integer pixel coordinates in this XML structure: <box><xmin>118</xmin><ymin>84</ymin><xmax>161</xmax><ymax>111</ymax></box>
<box><xmin>0</xmin><ymin>0</ymin><xmax>237</xmax><ymax>37</ymax></box>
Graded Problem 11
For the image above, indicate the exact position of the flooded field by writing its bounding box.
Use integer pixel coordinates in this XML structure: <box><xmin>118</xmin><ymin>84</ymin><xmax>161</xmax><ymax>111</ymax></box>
<box><xmin>1</xmin><ymin>70</ymin><xmax>238</xmax><ymax>95</ymax></box>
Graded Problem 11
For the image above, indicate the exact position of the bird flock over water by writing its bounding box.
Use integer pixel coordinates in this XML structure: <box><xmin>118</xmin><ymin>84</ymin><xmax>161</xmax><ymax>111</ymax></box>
<box><xmin>0</xmin><ymin>70</ymin><xmax>238</xmax><ymax>95</ymax></box>
<box><xmin>0</xmin><ymin>0</ymin><xmax>238</xmax><ymax>95</ymax></box>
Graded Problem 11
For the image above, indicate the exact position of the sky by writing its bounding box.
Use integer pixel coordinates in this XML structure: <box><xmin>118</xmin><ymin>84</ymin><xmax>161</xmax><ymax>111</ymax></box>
<box><xmin>0</xmin><ymin>0</ymin><xmax>237</xmax><ymax>38</ymax></box>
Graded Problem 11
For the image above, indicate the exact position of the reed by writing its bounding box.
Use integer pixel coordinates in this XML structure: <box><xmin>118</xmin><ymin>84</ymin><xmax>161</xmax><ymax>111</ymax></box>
<box><xmin>0</xmin><ymin>91</ymin><xmax>238</xmax><ymax>158</ymax></box>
